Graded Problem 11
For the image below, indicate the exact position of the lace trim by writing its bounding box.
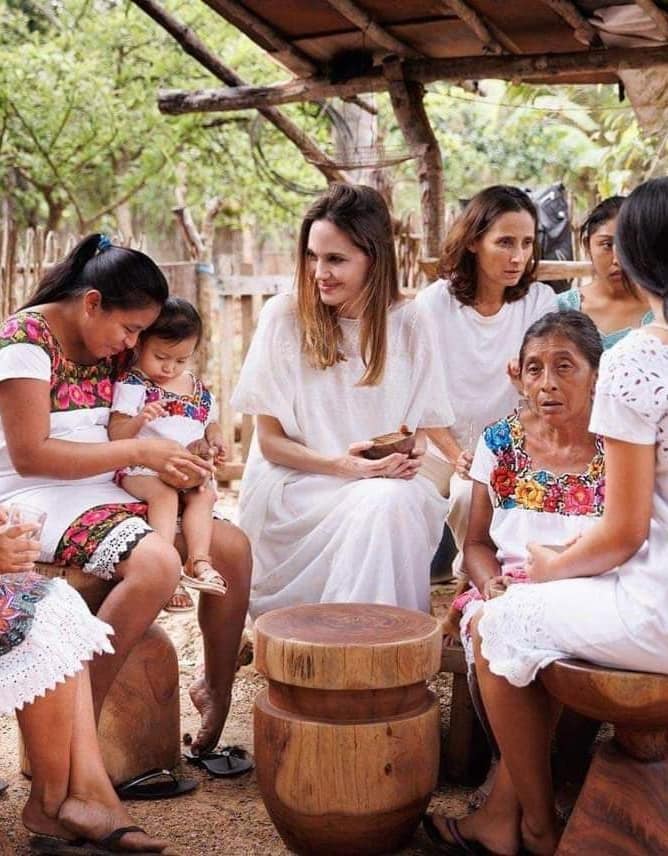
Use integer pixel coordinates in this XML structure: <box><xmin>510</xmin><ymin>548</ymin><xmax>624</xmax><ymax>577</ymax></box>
<box><xmin>597</xmin><ymin>333</ymin><xmax>668</xmax><ymax>420</ymax></box>
<box><xmin>83</xmin><ymin>518</ymin><xmax>152</xmax><ymax>579</ymax></box>
<box><xmin>0</xmin><ymin>578</ymin><xmax>114</xmax><ymax>715</ymax></box>
<box><xmin>477</xmin><ymin>586</ymin><xmax>564</xmax><ymax>687</ymax></box>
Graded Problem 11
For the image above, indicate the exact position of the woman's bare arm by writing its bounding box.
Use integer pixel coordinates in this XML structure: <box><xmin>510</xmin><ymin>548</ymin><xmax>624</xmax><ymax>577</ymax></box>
<box><xmin>0</xmin><ymin>378</ymin><xmax>209</xmax><ymax>481</ymax></box>
<box><xmin>256</xmin><ymin>415</ymin><xmax>420</xmax><ymax>480</ymax></box>
<box><xmin>528</xmin><ymin>438</ymin><xmax>654</xmax><ymax>582</ymax></box>
<box><xmin>463</xmin><ymin>480</ymin><xmax>502</xmax><ymax>594</ymax></box>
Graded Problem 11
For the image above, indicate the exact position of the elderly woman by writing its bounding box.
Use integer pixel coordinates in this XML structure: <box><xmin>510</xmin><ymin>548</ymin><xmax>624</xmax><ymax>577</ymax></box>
<box><xmin>0</xmin><ymin>506</ymin><xmax>174</xmax><ymax>852</ymax></box>
<box><xmin>232</xmin><ymin>183</ymin><xmax>452</xmax><ymax>616</ymax></box>
<box><xmin>0</xmin><ymin>236</ymin><xmax>251</xmax><ymax>755</ymax></box>
<box><xmin>426</xmin><ymin>179</ymin><xmax>668</xmax><ymax>856</ymax></box>
<box><xmin>416</xmin><ymin>185</ymin><xmax>557</xmax><ymax>580</ymax></box>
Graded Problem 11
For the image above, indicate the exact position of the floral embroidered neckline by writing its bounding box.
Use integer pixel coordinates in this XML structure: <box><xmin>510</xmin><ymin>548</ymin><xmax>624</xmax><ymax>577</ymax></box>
<box><xmin>484</xmin><ymin>410</ymin><xmax>605</xmax><ymax>516</ymax></box>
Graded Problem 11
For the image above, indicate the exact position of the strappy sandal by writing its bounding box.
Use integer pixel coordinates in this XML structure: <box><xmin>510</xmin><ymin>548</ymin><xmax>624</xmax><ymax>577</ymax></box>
<box><xmin>163</xmin><ymin>583</ymin><xmax>195</xmax><ymax>613</ymax></box>
<box><xmin>180</xmin><ymin>555</ymin><xmax>228</xmax><ymax>597</ymax></box>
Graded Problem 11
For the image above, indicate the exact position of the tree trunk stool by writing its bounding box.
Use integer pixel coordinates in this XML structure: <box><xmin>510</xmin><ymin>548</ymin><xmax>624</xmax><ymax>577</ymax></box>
<box><xmin>540</xmin><ymin>658</ymin><xmax>668</xmax><ymax>855</ymax></box>
<box><xmin>253</xmin><ymin>603</ymin><xmax>442</xmax><ymax>856</ymax></box>
<box><xmin>19</xmin><ymin>563</ymin><xmax>180</xmax><ymax>786</ymax></box>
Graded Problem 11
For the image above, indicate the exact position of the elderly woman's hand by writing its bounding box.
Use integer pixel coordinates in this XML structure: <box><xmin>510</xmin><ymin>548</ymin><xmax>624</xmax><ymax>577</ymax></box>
<box><xmin>526</xmin><ymin>543</ymin><xmax>561</xmax><ymax>583</ymax></box>
<box><xmin>0</xmin><ymin>508</ymin><xmax>41</xmax><ymax>572</ymax></box>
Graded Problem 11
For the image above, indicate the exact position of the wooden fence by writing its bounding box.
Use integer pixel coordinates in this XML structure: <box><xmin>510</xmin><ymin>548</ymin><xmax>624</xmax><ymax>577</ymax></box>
<box><xmin>0</xmin><ymin>223</ymin><xmax>592</xmax><ymax>483</ymax></box>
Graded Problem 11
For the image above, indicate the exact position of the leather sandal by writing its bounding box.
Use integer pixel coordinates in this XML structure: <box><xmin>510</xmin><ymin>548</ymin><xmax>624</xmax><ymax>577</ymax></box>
<box><xmin>181</xmin><ymin>555</ymin><xmax>228</xmax><ymax>597</ymax></box>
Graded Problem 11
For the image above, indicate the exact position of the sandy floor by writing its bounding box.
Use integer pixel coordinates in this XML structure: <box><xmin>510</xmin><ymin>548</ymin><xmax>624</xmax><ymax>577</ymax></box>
<box><xmin>0</xmin><ymin>496</ymin><xmax>474</xmax><ymax>855</ymax></box>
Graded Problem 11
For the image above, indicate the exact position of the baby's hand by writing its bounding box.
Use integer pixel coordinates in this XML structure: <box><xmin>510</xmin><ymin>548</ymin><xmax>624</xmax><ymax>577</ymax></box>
<box><xmin>139</xmin><ymin>402</ymin><xmax>167</xmax><ymax>424</ymax></box>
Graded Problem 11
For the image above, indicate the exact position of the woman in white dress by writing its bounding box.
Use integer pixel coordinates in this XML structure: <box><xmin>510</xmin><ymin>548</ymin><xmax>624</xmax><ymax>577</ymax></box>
<box><xmin>0</xmin><ymin>236</ymin><xmax>252</xmax><ymax>755</ymax></box>
<box><xmin>415</xmin><ymin>186</ymin><xmax>557</xmax><ymax>580</ymax></box>
<box><xmin>425</xmin><ymin>178</ymin><xmax>668</xmax><ymax>855</ymax></box>
<box><xmin>232</xmin><ymin>183</ymin><xmax>453</xmax><ymax>617</ymax></box>
<box><xmin>0</xmin><ymin>507</ymin><xmax>174</xmax><ymax>853</ymax></box>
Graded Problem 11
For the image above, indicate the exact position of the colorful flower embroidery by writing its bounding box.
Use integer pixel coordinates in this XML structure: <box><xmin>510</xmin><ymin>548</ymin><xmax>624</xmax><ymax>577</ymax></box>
<box><xmin>484</xmin><ymin>411</ymin><xmax>605</xmax><ymax>516</ymax></box>
<box><xmin>117</xmin><ymin>369</ymin><xmax>212</xmax><ymax>424</ymax></box>
<box><xmin>0</xmin><ymin>573</ymin><xmax>51</xmax><ymax>657</ymax></box>
<box><xmin>0</xmin><ymin>312</ymin><xmax>126</xmax><ymax>413</ymax></box>
<box><xmin>55</xmin><ymin>502</ymin><xmax>149</xmax><ymax>567</ymax></box>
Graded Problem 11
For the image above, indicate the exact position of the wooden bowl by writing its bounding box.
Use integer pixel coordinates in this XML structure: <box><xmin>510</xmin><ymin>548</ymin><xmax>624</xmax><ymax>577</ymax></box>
<box><xmin>362</xmin><ymin>428</ymin><xmax>416</xmax><ymax>460</ymax></box>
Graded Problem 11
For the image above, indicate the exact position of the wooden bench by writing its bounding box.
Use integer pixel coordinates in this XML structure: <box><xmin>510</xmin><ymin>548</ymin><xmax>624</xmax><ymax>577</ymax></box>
<box><xmin>19</xmin><ymin>564</ymin><xmax>181</xmax><ymax>786</ymax></box>
<box><xmin>541</xmin><ymin>659</ymin><xmax>668</xmax><ymax>854</ymax></box>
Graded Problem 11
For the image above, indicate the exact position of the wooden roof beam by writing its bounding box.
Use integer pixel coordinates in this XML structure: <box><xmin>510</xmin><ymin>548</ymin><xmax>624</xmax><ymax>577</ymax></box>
<box><xmin>129</xmin><ymin>0</ymin><xmax>345</xmax><ymax>183</ymax></box>
<box><xmin>201</xmin><ymin>0</ymin><xmax>319</xmax><ymax>76</ymax></box>
<box><xmin>433</xmin><ymin>0</ymin><xmax>505</xmax><ymax>54</ymax></box>
<box><xmin>324</xmin><ymin>0</ymin><xmax>422</xmax><ymax>57</ymax></box>
<box><xmin>634</xmin><ymin>0</ymin><xmax>668</xmax><ymax>40</ymax></box>
<box><xmin>158</xmin><ymin>44</ymin><xmax>668</xmax><ymax>113</ymax></box>
<box><xmin>539</xmin><ymin>0</ymin><xmax>600</xmax><ymax>46</ymax></box>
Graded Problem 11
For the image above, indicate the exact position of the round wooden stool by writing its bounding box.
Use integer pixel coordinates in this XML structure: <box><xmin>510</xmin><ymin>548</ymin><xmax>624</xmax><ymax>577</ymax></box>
<box><xmin>541</xmin><ymin>659</ymin><xmax>668</xmax><ymax>855</ymax></box>
<box><xmin>19</xmin><ymin>564</ymin><xmax>180</xmax><ymax>785</ymax></box>
<box><xmin>253</xmin><ymin>603</ymin><xmax>442</xmax><ymax>856</ymax></box>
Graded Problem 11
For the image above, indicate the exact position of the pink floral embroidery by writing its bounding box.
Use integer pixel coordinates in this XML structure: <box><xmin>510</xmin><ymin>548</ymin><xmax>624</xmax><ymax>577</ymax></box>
<box><xmin>97</xmin><ymin>378</ymin><xmax>112</xmax><ymax>403</ymax></box>
<box><xmin>0</xmin><ymin>318</ymin><xmax>19</xmax><ymax>339</ymax></box>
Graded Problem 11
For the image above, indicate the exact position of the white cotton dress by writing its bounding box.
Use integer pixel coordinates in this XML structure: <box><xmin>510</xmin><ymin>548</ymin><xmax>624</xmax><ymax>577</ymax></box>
<box><xmin>231</xmin><ymin>294</ymin><xmax>453</xmax><ymax>617</ymax></box>
<box><xmin>478</xmin><ymin>331</ymin><xmax>668</xmax><ymax>686</ymax></box>
<box><xmin>0</xmin><ymin>572</ymin><xmax>114</xmax><ymax>715</ymax></box>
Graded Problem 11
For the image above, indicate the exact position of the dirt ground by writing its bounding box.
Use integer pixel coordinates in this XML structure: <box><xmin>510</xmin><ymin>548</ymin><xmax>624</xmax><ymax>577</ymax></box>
<box><xmin>0</xmin><ymin>492</ymin><xmax>475</xmax><ymax>856</ymax></box>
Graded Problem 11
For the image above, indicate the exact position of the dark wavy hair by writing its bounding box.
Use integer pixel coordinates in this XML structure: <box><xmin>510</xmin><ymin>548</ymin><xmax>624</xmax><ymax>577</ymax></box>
<box><xmin>615</xmin><ymin>178</ymin><xmax>668</xmax><ymax>321</ymax></box>
<box><xmin>438</xmin><ymin>185</ymin><xmax>540</xmax><ymax>307</ymax></box>
<box><xmin>519</xmin><ymin>310</ymin><xmax>603</xmax><ymax>372</ymax></box>
<box><xmin>22</xmin><ymin>234</ymin><xmax>168</xmax><ymax>311</ymax></box>
<box><xmin>140</xmin><ymin>297</ymin><xmax>202</xmax><ymax>346</ymax></box>
<box><xmin>580</xmin><ymin>195</ymin><xmax>638</xmax><ymax>298</ymax></box>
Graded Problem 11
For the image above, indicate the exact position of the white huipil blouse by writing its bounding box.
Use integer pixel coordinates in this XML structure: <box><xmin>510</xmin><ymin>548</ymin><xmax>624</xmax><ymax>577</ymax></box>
<box><xmin>231</xmin><ymin>294</ymin><xmax>454</xmax><ymax>617</ymax></box>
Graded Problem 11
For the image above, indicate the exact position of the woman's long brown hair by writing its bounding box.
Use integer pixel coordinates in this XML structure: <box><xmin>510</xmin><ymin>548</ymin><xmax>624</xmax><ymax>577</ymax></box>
<box><xmin>438</xmin><ymin>185</ymin><xmax>540</xmax><ymax>306</ymax></box>
<box><xmin>296</xmin><ymin>183</ymin><xmax>400</xmax><ymax>386</ymax></box>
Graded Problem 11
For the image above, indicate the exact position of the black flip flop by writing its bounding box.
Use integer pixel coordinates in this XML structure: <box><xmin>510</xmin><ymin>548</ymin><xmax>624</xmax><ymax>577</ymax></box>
<box><xmin>0</xmin><ymin>778</ymin><xmax>7</xmax><ymax>795</ymax></box>
<box><xmin>115</xmin><ymin>768</ymin><xmax>198</xmax><ymax>801</ymax></box>
<box><xmin>184</xmin><ymin>745</ymin><xmax>254</xmax><ymax>778</ymax></box>
<box><xmin>31</xmin><ymin>825</ymin><xmax>150</xmax><ymax>854</ymax></box>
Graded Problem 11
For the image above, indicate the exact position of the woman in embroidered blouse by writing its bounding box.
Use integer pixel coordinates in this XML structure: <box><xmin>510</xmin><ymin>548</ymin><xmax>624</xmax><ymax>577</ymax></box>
<box><xmin>426</xmin><ymin>179</ymin><xmax>668</xmax><ymax>856</ymax></box>
<box><xmin>232</xmin><ymin>183</ymin><xmax>452</xmax><ymax>616</ymax></box>
<box><xmin>0</xmin><ymin>506</ymin><xmax>174</xmax><ymax>852</ymax></box>
<box><xmin>558</xmin><ymin>196</ymin><xmax>653</xmax><ymax>349</ymax></box>
<box><xmin>0</xmin><ymin>236</ymin><xmax>251</xmax><ymax>755</ymax></box>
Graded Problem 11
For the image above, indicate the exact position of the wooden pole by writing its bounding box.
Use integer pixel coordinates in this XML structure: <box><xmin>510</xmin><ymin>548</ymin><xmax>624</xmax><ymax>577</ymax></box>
<box><xmin>324</xmin><ymin>0</ymin><xmax>421</xmax><ymax>56</ymax></box>
<box><xmin>158</xmin><ymin>45</ymin><xmax>668</xmax><ymax>114</ymax></box>
<box><xmin>538</xmin><ymin>0</ymin><xmax>600</xmax><ymax>46</ymax></box>
<box><xmin>434</xmin><ymin>0</ymin><xmax>505</xmax><ymax>54</ymax></box>
<box><xmin>384</xmin><ymin>58</ymin><xmax>445</xmax><ymax>257</ymax></box>
<box><xmin>129</xmin><ymin>0</ymin><xmax>346</xmax><ymax>184</ymax></box>
<box><xmin>633</xmin><ymin>0</ymin><xmax>668</xmax><ymax>40</ymax></box>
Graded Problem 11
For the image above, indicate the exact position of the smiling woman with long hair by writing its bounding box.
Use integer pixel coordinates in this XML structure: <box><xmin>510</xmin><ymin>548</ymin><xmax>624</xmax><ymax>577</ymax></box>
<box><xmin>232</xmin><ymin>183</ymin><xmax>454</xmax><ymax>616</ymax></box>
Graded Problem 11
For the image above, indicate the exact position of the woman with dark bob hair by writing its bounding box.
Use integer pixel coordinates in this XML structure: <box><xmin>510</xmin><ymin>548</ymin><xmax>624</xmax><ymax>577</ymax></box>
<box><xmin>0</xmin><ymin>235</ymin><xmax>252</xmax><ymax>764</ymax></box>
<box><xmin>232</xmin><ymin>184</ymin><xmax>453</xmax><ymax>616</ymax></box>
<box><xmin>416</xmin><ymin>185</ymin><xmax>557</xmax><ymax>580</ymax></box>
<box><xmin>425</xmin><ymin>178</ymin><xmax>668</xmax><ymax>855</ymax></box>
<box><xmin>558</xmin><ymin>195</ymin><xmax>653</xmax><ymax>348</ymax></box>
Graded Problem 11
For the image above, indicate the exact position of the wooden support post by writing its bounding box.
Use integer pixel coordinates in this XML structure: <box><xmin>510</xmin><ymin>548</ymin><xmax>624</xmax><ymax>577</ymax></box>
<box><xmin>434</xmin><ymin>0</ymin><xmax>505</xmax><ymax>54</ymax></box>
<box><xmin>384</xmin><ymin>58</ymin><xmax>445</xmax><ymax>257</ymax></box>
<box><xmin>158</xmin><ymin>45</ymin><xmax>668</xmax><ymax>114</ymax></box>
<box><xmin>539</xmin><ymin>0</ymin><xmax>600</xmax><ymax>46</ymax></box>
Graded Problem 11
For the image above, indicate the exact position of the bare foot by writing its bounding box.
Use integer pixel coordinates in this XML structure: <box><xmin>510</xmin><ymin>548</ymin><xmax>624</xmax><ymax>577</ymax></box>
<box><xmin>521</xmin><ymin>815</ymin><xmax>562</xmax><ymax>855</ymax></box>
<box><xmin>58</xmin><ymin>797</ymin><xmax>175</xmax><ymax>853</ymax></box>
<box><xmin>22</xmin><ymin>799</ymin><xmax>76</xmax><ymax>840</ymax></box>
<box><xmin>189</xmin><ymin>676</ymin><xmax>231</xmax><ymax>755</ymax></box>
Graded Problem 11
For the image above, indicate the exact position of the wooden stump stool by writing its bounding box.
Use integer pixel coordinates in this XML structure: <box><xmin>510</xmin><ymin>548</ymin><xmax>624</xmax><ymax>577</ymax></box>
<box><xmin>253</xmin><ymin>603</ymin><xmax>442</xmax><ymax>856</ymax></box>
<box><xmin>20</xmin><ymin>563</ymin><xmax>180</xmax><ymax>785</ymax></box>
<box><xmin>541</xmin><ymin>659</ymin><xmax>668</xmax><ymax>855</ymax></box>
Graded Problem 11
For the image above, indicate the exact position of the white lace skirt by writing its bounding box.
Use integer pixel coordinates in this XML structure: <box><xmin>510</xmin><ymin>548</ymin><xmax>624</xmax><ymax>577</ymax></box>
<box><xmin>0</xmin><ymin>577</ymin><xmax>114</xmax><ymax>715</ymax></box>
